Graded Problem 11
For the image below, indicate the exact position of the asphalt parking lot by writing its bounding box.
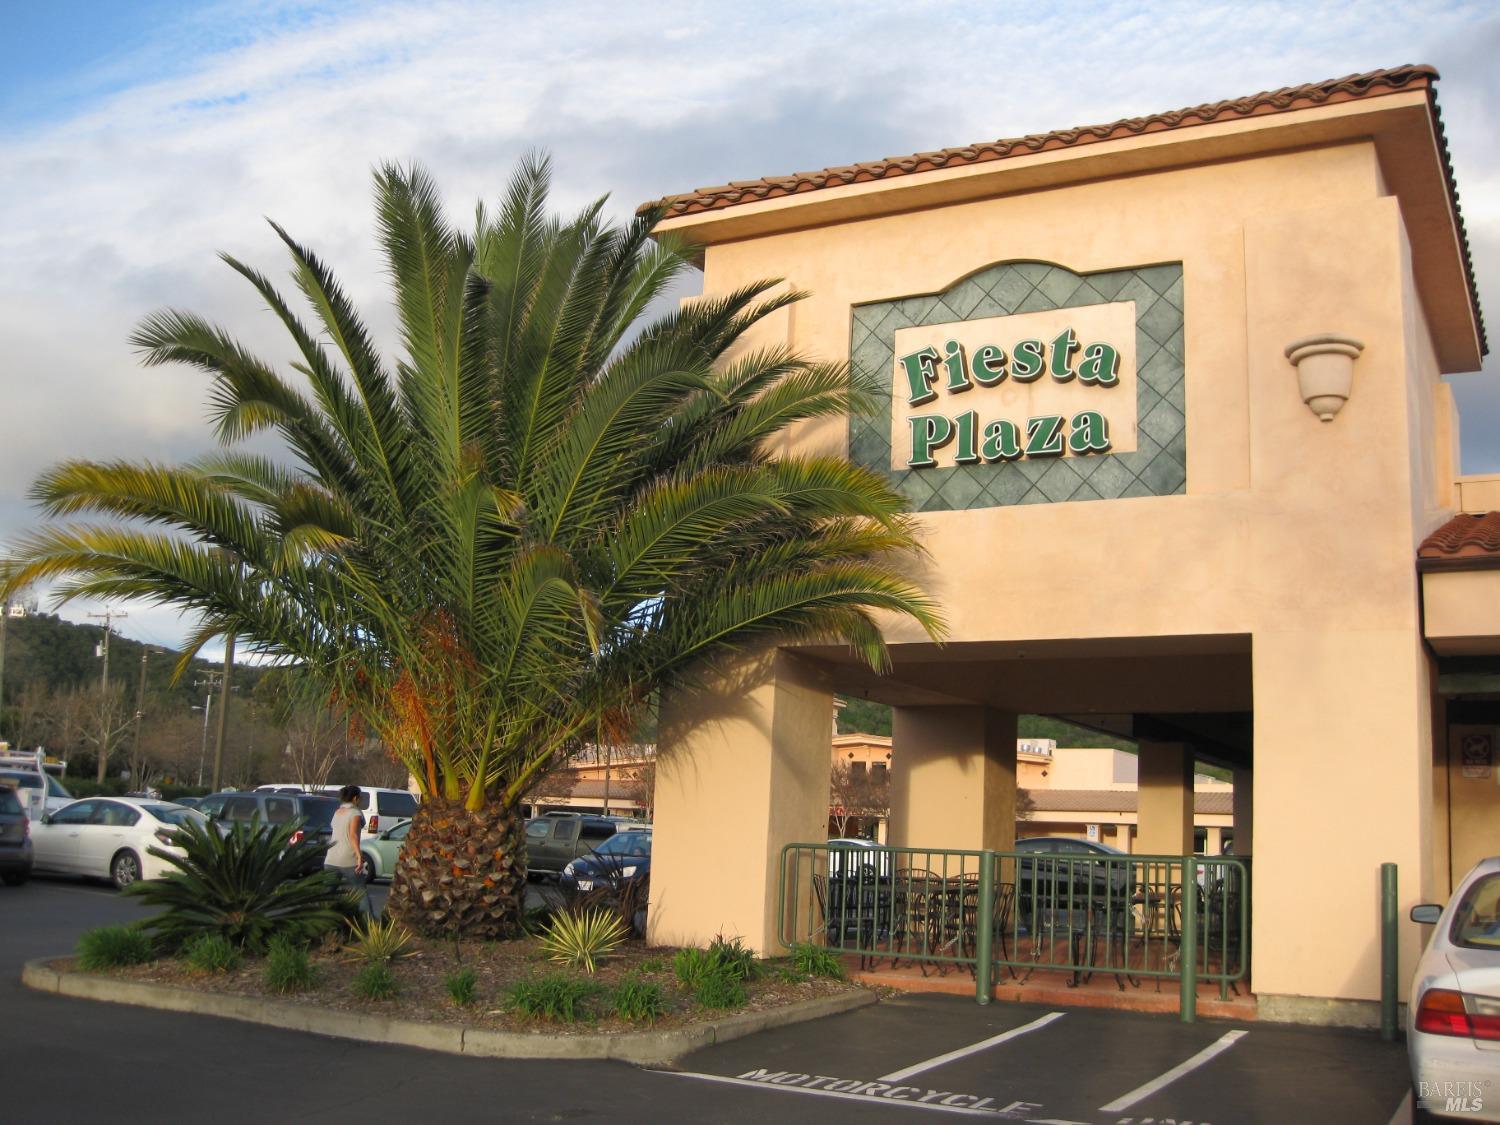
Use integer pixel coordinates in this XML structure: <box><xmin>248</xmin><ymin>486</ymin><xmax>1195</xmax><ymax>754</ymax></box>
<box><xmin>671</xmin><ymin>991</ymin><xmax>1413</xmax><ymax>1123</ymax></box>
<box><xmin>5</xmin><ymin>876</ymin><xmax>1414</xmax><ymax>1123</ymax></box>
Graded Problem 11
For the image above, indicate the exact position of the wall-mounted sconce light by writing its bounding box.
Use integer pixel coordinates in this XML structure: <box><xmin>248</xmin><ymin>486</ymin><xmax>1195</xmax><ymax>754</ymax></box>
<box><xmin>1284</xmin><ymin>333</ymin><xmax>1365</xmax><ymax>422</ymax></box>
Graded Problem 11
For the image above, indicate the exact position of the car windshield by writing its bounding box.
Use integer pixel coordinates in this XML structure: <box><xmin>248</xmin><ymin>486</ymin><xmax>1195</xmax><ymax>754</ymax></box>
<box><xmin>140</xmin><ymin>803</ymin><xmax>206</xmax><ymax>826</ymax></box>
<box><xmin>596</xmin><ymin>831</ymin><xmax>651</xmax><ymax>858</ymax></box>
<box><xmin>298</xmin><ymin>798</ymin><xmax>340</xmax><ymax>828</ymax></box>
<box><xmin>1452</xmin><ymin>872</ymin><xmax>1500</xmax><ymax>950</ymax></box>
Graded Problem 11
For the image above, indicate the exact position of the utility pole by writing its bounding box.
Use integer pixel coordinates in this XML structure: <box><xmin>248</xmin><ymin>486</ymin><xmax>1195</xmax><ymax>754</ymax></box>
<box><xmin>0</xmin><ymin>598</ymin><xmax>10</xmax><ymax>741</ymax></box>
<box><xmin>133</xmin><ymin>647</ymin><xmax>159</xmax><ymax>787</ymax></box>
<box><xmin>88</xmin><ymin>607</ymin><xmax>126</xmax><ymax>783</ymax></box>
<box><xmin>212</xmin><ymin>634</ymin><xmax>235</xmax><ymax>791</ymax></box>
<box><xmin>194</xmin><ymin>669</ymin><xmax>223</xmax><ymax>789</ymax></box>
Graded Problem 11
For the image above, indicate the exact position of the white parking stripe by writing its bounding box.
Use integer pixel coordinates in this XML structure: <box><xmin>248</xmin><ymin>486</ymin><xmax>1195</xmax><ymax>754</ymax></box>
<box><xmin>1097</xmin><ymin>1028</ymin><xmax>1248</xmax><ymax>1113</ymax></box>
<box><xmin>878</xmin><ymin>1011</ymin><xmax>1068</xmax><ymax>1082</ymax></box>
<box><xmin>658</xmin><ymin>1070</ymin><xmax>1010</xmax><ymax>1117</ymax></box>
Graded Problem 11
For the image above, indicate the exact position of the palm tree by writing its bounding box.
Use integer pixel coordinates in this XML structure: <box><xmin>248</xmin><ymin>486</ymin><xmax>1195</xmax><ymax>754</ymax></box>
<box><xmin>3</xmin><ymin>157</ymin><xmax>942</xmax><ymax>938</ymax></box>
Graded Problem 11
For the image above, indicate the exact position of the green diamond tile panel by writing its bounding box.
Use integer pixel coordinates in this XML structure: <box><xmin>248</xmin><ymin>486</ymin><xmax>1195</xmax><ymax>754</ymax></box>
<box><xmin>847</xmin><ymin>259</ymin><xmax>1186</xmax><ymax>511</ymax></box>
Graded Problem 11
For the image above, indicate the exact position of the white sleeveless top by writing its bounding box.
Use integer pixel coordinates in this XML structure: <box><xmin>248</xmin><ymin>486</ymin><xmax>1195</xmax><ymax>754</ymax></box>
<box><xmin>326</xmin><ymin>803</ymin><xmax>363</xmax><ymax>867</ymax></box>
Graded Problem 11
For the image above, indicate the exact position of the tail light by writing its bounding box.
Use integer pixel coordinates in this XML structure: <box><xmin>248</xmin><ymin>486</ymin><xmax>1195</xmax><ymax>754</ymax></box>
<box><xmin>154</xmin><ymin>828</ymin><xmax>175</xmax><ymax>846</ymax></box>
<box><xmin>367</xmin><ymin>815</ymin><xmax>378</xmax><ymax>834</ymax></box>
<box><xmin>1415</xmin><ymin>988</ymin><xmax>1500</xmax><ymax>1040</ymax></box>
<box><xmin>289</xmin><ymin>829</ymin><xmax>305</xmax><ymax>845</ymax></box>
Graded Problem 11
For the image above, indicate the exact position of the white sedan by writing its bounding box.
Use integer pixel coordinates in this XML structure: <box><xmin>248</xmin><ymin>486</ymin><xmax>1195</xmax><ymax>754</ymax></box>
<box><xmin>1409</xmin><ymin>857</ymin><xmax>1500</xmax><ymax>1121</ymax></box>
<box><xmin>31</xmin><ymin>797</ymin><xmax>205</xmax><ymax>889</ymax></box>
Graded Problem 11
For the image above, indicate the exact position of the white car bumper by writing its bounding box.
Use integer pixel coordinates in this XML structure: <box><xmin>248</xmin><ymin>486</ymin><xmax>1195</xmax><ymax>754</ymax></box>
<box><xmin>141</xmin><ymin>847</ymin><xmax>186</xmax><ymax>881</ymax></box>
<box><xmin>1411</xmin><ymin>1030</ymin><xmax>1500</xmax><ymax>1121</ymax></box>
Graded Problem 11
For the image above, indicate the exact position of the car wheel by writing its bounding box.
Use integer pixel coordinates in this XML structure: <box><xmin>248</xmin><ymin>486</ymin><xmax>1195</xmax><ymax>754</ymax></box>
<box><xmin>2</xmin><ymin>871</ymin><xmax>27</xmax><ymax>887</ymax></box>
<box><xmin>361</xmin><ymin>853</ymin><xmax>379</xmax><ymax>884</ymax></box>
<box><xmin>111</xmin><ymin>850</ymin><xmax>143</xmax><ymax>890</ymax></box>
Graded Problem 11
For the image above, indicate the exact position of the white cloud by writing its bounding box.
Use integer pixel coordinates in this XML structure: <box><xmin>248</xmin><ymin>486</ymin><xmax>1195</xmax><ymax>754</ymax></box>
<box><xmin>2</xmin><ymin>0</ymin><xmax>1497</xmax><ymax>649</ymax></box>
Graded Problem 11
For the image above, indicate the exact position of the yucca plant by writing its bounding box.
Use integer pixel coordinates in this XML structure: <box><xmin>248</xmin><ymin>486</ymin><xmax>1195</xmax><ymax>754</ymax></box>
<box><xmin>123</xmin><ymin>818</ymin><xmax>346</xmax><ymax>952</ymax></box>
<box><xmin>346</xmin><ymin>915</ymin><xmax>414</xmax><ymax>963</ymax></box>
<box><xmin>1</xmin><ymin>155</ymin><xmax>944</xmax><ymax>940</ymax></box>
<box><xmin>539</xmin><ymin>907</ymin><xmax>627</xmax><ymax>973</ymax></box>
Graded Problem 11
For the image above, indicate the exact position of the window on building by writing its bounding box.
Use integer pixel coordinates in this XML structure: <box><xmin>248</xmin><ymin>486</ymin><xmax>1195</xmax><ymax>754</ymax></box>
<box><xmin>871</xmin><ymin>763</ymin><xmax>888</xmax><ymax>779</ymax></box>
<box><xmin>1193</xmin><ymin>828</ymin><xmax>1208</xmax><ymax>855</ymax></box>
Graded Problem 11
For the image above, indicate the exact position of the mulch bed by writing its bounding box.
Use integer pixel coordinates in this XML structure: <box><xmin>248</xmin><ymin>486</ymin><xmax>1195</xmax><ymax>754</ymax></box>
<box><xmin>77</xmin><ymin>933</ymin><xmax>863</xmax><ymax>1035</ymax></box>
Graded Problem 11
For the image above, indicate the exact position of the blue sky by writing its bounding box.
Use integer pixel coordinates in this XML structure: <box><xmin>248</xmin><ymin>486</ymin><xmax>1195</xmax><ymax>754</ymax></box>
<box><xmin>1</xmin><ymin>0</ymin><xmax>1497</xmax><ymax>652</ymax></box>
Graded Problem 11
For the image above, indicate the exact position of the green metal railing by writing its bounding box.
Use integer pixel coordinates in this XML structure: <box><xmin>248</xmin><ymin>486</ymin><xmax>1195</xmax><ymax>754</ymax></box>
<box><xmin>778</xmin><ymin>842</ymin><xmax>1251</xmax><ymax>1022</ymax></box>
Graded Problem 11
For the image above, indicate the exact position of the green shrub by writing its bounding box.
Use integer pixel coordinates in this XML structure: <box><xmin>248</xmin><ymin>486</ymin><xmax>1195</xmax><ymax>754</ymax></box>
<box><xmin>445</xmin><ymin>967</ymin><xmax>478</xmax><ymax>1006</ymax></box>
<box><xmin>674</xmin><ymin>936</ymin><xmax>757</xmax><ymax>990</ymax></box>
<box><xmin>693</xmin><ymin>972</ymin><xmax>747</xmax><ymax>1010</ymax></box>
<box><xmin>264</xmin><ymin>936</ymin><xmax>316</xmax><ymax>994</ymax></box>
<box><xmin>76</xmin><ymin>924</ymin><xmax>153</xmax><ymax>970</ymax></box>
<box><xmin>506</xmin><ymin>973</ymin><xmax>603</xmax><ymax>1021</ymax></box>
<box><xmin>790</xmin><ymin>942</ymin><xmax>844</xmax><ymax>980</ymax></box>
<box><xmin>346</xmin><ymin>915</ymin><xmax>413</xmax><ymax>963</ymax></box>
<box><xmin>706</xmin><ymin>933</ymin><xmax>757</xmax><ymax>981</ymax></box>
<box><xmin>123</xmin><ymin>818</ymin><xmax>346</xmax><ymax>953</ymax></box>
<box><xmin>637</xmin><ymin>956</ymin><xmax>666</xmax><ymax>974</ymax></box>
<box><xmin>182</xmin><ymin>932</ymin><xmax>243</xmax><ymax>974</ymax></box>
<box><xmin>611</xmin><ymin>975</ymin><xmax>666</xmax><ymax>1024</ymax></box>
<box><xmin>673</xmin><ymin>947</ymin><xmax>714</xmax><ymax>990</ymax></box>
<box><xmin>353</xmin><ymin>962</ymin><xmax>398</xmax><ymax>1000</ymax></box>
<box><xmin>538</xmin><ymin>908</ymin><xmax>627</xmax><ymax>973</ymax></box>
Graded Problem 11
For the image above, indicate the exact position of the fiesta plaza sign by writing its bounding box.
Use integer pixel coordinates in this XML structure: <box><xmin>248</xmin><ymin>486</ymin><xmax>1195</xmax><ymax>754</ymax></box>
<box><xmin>889</xmin><ymin>302</ymin><xmax>1135</xmax><ymax>471</ymax></box>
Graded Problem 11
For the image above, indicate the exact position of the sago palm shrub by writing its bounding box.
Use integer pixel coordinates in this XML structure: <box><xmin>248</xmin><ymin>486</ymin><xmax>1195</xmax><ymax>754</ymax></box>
<box><xmin>2</xmin><ymin>155</ymin><xmax>943</xmax><ymax>939</ymax></box>
<box><xmin>123</xmin><ymin>818</ymin><xmax>346</xmax><ymax>952</ymax></box>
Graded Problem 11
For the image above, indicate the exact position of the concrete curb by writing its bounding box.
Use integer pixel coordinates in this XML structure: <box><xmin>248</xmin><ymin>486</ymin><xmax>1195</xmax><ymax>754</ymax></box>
<box><xmin>21</xmin><ymin>957</ymin><xmax>876</xmax><ymax>1065</ymax></box>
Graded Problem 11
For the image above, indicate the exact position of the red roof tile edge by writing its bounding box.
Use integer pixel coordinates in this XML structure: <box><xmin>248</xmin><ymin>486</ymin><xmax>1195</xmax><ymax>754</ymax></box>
<box><xmin>1419</xmin><ymin>512</ymin><xmax>1500</xmax><ymax>570</ymax></box>
<box><xmin>642</xmin><ymin>64</ymin><xmax>1484</xmax><ymax>356</ymax></box>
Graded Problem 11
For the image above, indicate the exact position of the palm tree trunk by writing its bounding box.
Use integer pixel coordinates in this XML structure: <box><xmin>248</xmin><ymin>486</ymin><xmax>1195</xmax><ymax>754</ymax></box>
<box><xmin>387</xmin><ymin>798</ymin><xmax>527</xmax><ymax>939</ymax></box>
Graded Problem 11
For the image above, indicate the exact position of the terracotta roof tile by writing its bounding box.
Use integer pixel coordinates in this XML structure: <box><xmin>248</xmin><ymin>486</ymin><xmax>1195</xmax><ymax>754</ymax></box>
<box><xmin>1420</xmin><ymin>512</ymin><xmax>1500</xmax><ymax>569</ymax></box>
<box><xmin>643</xmin><ymin>64</ymin><xmax>1484</xmax><ymax>354</ymax></box>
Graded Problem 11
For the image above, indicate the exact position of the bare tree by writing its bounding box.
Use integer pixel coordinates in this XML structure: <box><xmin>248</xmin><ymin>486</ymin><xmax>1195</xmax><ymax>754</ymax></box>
<box><xmin>828</xmin><ymin>761</ymin><xmax>891</xmax><ymax>838</ymax></box>
<box><xmin>13</xmin><ymin>680</ymin><xmax>54</xmax><ymax>752</ymax></box>
<box><xmin>282</xmin><ymin>704</ymin><xmax>347</xmax><ymax>789</ymax></box>
<box><xmin>73</xmin><ymin>682</ymin><xmax>135</xmax><ymax>783</ymax></box>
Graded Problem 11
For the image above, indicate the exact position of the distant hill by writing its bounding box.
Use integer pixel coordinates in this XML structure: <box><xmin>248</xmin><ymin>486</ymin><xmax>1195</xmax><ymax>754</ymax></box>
<box><xmin>1</xmin><ymin>610</ymin><xmax>264</xmax><ymax>709</ymax></box>
<box><xmin>835</xmin><ymin>695</ymin><xmax>1137</xmax><ymax>753</ymax></box>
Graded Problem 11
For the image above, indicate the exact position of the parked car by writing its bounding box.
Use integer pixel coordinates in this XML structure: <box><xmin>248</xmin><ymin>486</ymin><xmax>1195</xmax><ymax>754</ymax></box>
<box><xmin>196</xmin><ymin>791</ymin><xmax>341</xmax><ymax>851</ymax></box>
<box><xmin>561</xmin><ymin>827</ymin><xmax>652</xmax><ymax>894</ymax></box>
<box><xmin>30</xmin><ymin>797</ymin><xmax>205</xmax><ymax>889</ymax></box>
<box><xmin>172</xmin><ymin>796</ymin><xmax>204</xmax><ymax>811</ymax></box>
<box><xmin>1408</xmin><ymin>858</ymin><xmax>1500</xmax><ymax>1122</ymax></box>
<box><xmin>524</xmin><ymin>814</ymin><xmax>643</xmax><ymax>878</ymax></box>
<box><xmin>0</xmin><ymin>784</ymin><xmax>33</xmax><ymax>886</ymax></box>
<box><xmin>360</xmin><ymin>819</ymin><xmax>411</xmax><ymax>884</ymax></box>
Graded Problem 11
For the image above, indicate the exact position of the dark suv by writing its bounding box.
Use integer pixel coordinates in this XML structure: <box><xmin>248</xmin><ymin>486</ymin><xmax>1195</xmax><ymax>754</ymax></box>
<box><xmin>196</xmin><ymin>791</ymin><xmax>341</xmax><ymax>850</ymax></box>
<box><xmin>524</xmin><ymin>814</ymin><xmax>643</xmax><ymax>878</ymax></box>
<box><xmin>0</xmin><ymin>785</ymin><xmax>32</xmax><ymax>886</ymax></box>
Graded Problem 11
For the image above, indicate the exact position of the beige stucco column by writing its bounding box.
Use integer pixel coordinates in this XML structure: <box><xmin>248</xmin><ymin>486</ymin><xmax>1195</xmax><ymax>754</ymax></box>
<box><xmin>1232</xmin><ymin>766</ymin><xmax>1254</xmax><ymax>856</ymax></box>
<box><xmin>648</xmin><ymin>650</ymin><xmax>833</xmax><ymax>955</ymax></box>
<box><xmin>1136</xmin><ymin>742</ymin><xmax>1193</xmax><ymax>855</ymax></box>
<box><xmin>888</xmin><ymin>705</ymin><xmax>1017</xmax><ymax>852</ymax></box>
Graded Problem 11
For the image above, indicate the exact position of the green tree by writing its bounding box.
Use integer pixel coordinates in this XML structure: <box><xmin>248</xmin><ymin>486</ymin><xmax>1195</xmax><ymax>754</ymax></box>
<box><xmin>3</xmin><ymin>158</ymin><xmax>941</xmax><ymax>938</ymax></box>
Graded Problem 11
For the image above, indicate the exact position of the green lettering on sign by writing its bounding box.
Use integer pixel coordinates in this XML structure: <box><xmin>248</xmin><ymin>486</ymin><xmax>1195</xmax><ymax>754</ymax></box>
<box><xmin>953</xmin><ymin>411</ymin><xmax>979</xmax><ymax>463</ymax></box>
<box><xmin>942</xmin><ymin>340</ymin><xmax>971</xmax><ymax>393</ymax></box>
<box><xmin>1050</xmin><ymin>327</ymin><xmax>1079</xmax><ymax>381</ymax></box>
<box><xmin>1011</xmin><ymin>339</ymin><xmax>1044</xmax><ymax>382</ymax></box>
<box><xmin>899</xmin><ymin>346</ymin><xmax>942</xmax><ymax>405</ymax></box>
<box><xmin>908</xmin><ymin>414</ymin><xmax>954</xmax><ymax>467</ymax></box>
<box><xmin>1068</xmin><ymin>410</ymin><xmax>1111</xmax><ymax>454</ymax></box>
<box><xmin>1077</xmin><ymin>342</ymin><xmax>1120</xmax><ymax>386</ymax></box>
<box><xmin>972</xmin><ymin>344</ymin><xmax>1006</xmax><ymax>385</ymax></box>
<box><xmin>981</xmin><ymin>419</ymin><xmax>1022</xmax><ymax>461</ymax></box>
<box><xmin>1024</xmin><ymin>415</ymin><xmax>1065</xmax><ymax>457</ymax></box>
